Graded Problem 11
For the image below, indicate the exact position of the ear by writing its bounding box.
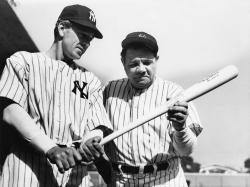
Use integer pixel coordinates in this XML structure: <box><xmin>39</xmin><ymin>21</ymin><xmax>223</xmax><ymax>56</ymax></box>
<box><xmin>155</xmin><ymin>55</ymin><xmax>159</xmax><ymax>62</ymax></box>
<box><xmin>57</xmin><ymin>23</ymin><xmax>65</xmax><ymax>37</ymax></box>
<box><xmin>121</xmin><ymin>57</ymin><xmax>127</xmax><ymax>72</ymax></box>
<box><xmin>121</xmin><ymin>56</ymin><xmax>125</xmax><ymax>65</ymax></box>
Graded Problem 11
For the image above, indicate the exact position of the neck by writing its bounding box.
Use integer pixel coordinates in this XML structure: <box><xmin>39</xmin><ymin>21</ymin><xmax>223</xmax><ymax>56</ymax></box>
<box><xmin>45</xmin><ymin>41</ymin><xmax>73</xmax><ymax>65</ymax></box>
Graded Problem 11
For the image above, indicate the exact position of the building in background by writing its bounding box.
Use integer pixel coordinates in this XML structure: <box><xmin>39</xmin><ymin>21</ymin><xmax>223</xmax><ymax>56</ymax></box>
<box><xmin>0</xmin><ymin>0</ymin><xmax>38</xmax><ymax>74</ymax></box>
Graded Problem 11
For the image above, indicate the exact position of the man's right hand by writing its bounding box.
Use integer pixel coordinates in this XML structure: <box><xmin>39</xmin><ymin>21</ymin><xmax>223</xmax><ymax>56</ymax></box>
<box><xmin>46</xmin><ymin>146</ymin><xmax>82</xmax><ymax>173</ymax></box>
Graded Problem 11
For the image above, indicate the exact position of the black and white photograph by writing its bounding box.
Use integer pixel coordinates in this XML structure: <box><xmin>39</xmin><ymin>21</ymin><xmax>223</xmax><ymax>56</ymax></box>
<box><xmin>0</xmin><ymin>0</ymin><xmax>249</xmax><ymax>186</ymax></box>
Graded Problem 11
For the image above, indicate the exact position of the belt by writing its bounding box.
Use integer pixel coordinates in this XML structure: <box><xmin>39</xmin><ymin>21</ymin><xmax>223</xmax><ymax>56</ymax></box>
<box><xmin>112</xmin><ymin>161</ymin><xmax>169</xmax><ymax>175</ymax></box>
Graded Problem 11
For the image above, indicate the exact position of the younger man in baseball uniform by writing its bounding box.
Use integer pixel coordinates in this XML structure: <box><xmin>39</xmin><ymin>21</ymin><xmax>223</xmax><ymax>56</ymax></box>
<box><xmin>0</xmin><ymin>4</ymin><xmax>112</xmax><ymax>187</ymax></box>
<box><xmin>103</xmin><ymin>32</ymin><xmax>203</xmax><ymax>186</ymax></box>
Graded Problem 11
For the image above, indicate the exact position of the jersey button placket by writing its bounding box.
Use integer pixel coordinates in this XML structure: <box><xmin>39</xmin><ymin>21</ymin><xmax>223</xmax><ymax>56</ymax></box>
<box><xmin>129</xmin><ymin>90</ymin><xmax>136</xmax><ymax>164</ymax></box>
<box><xmin>54</xmin><ymin>80</ymin><xmax>62</xmax><ymax>140</ymax></box>
<box><xmin>131</xmin><ymin>90</ymin><xmax>140</xmax><ymax>164</ymax></box>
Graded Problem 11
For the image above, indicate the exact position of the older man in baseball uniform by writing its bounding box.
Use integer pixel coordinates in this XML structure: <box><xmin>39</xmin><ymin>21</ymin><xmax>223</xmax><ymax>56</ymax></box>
<box><xmin>103</xmin><ymin>31</ymin><xmax>203</xmax><ymax>186</ymax></box>
<box><xmin>0</xmin><ymin>4</ymin><xmax>112</xmax><ymax>187</ymax></box>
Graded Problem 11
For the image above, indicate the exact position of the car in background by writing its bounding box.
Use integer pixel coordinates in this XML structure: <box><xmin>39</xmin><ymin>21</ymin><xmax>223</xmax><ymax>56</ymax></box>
<box><xmin>199</xmin><ymin>164</ymin><xmax>241</xmax><ymax>174</ymax></box>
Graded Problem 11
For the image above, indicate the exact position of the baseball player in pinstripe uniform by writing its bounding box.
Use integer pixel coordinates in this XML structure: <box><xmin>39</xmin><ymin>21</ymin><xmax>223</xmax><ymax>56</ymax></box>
<box><xmin>0</xmin><ymin>4</ymin><xmax>112</xmax><ymax>187</ymax></box>
<box><xmin>103</xmin><ymin>32</ymin><xmax>203</xmax><ymax>186</ymax></box>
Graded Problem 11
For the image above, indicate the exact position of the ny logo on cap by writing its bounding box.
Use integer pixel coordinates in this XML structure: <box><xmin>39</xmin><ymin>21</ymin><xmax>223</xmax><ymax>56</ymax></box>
<box><xmin>89</xmin><ymin>10</ymin><xmax>96</xmax><ymax>22</ymax></box>
<box><xmin>138</xmin><ymin>34</ymin><xmax>147</xmax><ymax>38</ymax></box>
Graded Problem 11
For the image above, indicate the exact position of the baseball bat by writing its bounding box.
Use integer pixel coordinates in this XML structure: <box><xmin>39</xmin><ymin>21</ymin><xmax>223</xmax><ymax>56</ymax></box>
<box><xmin>100</xmin><ymin>65</ymin><xmax>239</xmax><ymax>146</ymax></box>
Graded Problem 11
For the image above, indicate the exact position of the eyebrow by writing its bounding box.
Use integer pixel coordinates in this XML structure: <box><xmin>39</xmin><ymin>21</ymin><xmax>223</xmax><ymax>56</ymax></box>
<box><xmin>130</xmin><ymin>57</ymin><xmax>154</xmax><ymax>62</ymax></box>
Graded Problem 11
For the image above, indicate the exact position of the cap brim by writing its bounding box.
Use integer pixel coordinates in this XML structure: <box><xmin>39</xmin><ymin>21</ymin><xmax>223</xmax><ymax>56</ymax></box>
<box><xmin>70</xmin><ymin>19</ymin><xmax>103</xmax><ymax>39</ymax></box>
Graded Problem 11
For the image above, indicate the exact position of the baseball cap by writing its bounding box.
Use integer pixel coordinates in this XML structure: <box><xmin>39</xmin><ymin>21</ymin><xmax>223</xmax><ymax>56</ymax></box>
<box><xmin>121</xmin><ymin>32</ymin><xmax>158</xmax><ymax>54</ymax></box>
<box><xmin>58</xmin><ymin>4</ymin><xmax>103</xmax><ymax>39</ymax></box>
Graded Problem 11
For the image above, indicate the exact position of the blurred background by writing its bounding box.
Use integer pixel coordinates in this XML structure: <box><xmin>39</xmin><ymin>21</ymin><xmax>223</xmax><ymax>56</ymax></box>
<box><xmin>1</xmin><ymin>0</ymin><xmax>250</xmax><ymax>186</ymax></box>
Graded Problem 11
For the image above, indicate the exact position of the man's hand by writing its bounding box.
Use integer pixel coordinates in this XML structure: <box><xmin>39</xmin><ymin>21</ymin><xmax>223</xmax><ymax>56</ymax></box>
<box><xmin>46</xmin><ymin>146</ymin><xmax>82</xmax><ymax>173</ymax></box>
<box><xmin>168</xmin><ymin>101</ymin><xmax>188</xmax><ymax>131</ymax></box>
<box><xmin>79</xmin><ymin>136</ymin><xmax>104</xmax><ymax>163</ymax></box>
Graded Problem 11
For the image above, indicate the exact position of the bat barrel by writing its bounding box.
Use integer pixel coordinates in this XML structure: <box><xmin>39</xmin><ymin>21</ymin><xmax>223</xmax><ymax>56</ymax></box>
<box><xmin>100</xmin><ymin>65</ymin><xmax>239</xmax><ymax>146</ymax></box>
<box><xmin>179</xmin><ymin>65</ymin><xmax>239</xmax><ymax>103</ymax></box>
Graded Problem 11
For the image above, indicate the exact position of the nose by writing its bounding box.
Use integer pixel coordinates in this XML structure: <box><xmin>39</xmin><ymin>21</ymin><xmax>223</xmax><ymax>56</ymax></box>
<box><xmin>78</xmin><ymin>36</ymin><xmax>91</xmax><ymax>49</ymax></box>
<box><xmin>136</xmin><ymin>62</ymin><xmax>146</xmax><ymax>73</ymax></box>
<box><xmin>80</xmin><ymin>41</ymin><xmax>90</xmax><ymax>49</ymax></box>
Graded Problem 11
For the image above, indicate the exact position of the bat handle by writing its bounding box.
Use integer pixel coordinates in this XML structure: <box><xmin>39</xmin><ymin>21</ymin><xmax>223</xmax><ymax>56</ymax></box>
<box><xmin>100</xmin><ymin>97</ymin><xmax>180</xmax><ymax>146</ymax></box>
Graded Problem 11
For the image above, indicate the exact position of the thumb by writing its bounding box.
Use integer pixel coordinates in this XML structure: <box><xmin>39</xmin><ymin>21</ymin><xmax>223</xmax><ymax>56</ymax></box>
<box><xmin>92</xmin><ymin>136</ymin><xmax>101</xmax><ymax>143</ymax></box>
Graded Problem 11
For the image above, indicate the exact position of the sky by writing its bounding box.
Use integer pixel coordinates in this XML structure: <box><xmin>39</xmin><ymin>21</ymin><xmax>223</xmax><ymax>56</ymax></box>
<box><xmin>9</xmin><ymin>0</ymin><xmax>250</xmax><ymax>170</ymax></box>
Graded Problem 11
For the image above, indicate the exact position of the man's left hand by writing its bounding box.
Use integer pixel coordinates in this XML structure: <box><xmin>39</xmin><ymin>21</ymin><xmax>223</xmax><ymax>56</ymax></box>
<box><xmin>79</xmin><ymin>136</ymin><xmax>104</xmax><ymax>162</ymax></box>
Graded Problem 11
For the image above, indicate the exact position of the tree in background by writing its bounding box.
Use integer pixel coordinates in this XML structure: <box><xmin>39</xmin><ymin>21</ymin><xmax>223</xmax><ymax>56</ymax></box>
<box><xmin>244</xmin><ymin>158</ymin><xmax>250</xmax><ymax>173</ymax></box>
<box><xmin>181</xmin><ymin>156</ymin><xmax>201</xmax><ymax>172</ymax></box>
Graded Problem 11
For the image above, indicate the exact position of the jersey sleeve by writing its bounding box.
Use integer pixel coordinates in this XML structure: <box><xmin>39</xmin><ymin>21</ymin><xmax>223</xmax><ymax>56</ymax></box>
<box><xmin>0</xmin><ymin>52</ymin><xmax>29</xmax><ymax>108</ymax></box>
<box><xmin>185</xmin><ymin>102</ymin><xmax>203</xmax><ymax>136</ymax></box>
<box><xmin>0</xmin><ymin>96</ymin><xmax>18</xmax><ymax>114</ymax></box>
<box><xmin>166</xmin><ymin>81</ymin><xmax>203</xmax><ymax>136</ymax></box>
<box><xmin>86</xmin><ymin>75</ymin><xmax>112</xmax><ymax>132</ymax></box>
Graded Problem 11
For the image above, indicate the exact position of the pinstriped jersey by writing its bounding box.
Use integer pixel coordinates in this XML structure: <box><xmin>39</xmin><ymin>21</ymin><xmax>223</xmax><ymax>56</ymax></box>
<box><xmin>103</xmin><ymin>77</ymin><xmax>202</xmax><ymax>186</ymax></box>
<box><xmin>0</xmin><ymin>51</ymin><xmax>112</xmax><ymax>187</ymax></box>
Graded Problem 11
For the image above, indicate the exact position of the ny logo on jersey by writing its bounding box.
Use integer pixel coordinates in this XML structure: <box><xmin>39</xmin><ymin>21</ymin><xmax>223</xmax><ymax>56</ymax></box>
<box><xmin>72</xmin><ymin>81</ymin><xmax>88</xmax><ymax>99</ymax></box>
<box><xmin>89</xmin><ymin>10</ymin><xmax>96</xmax><ymax>23</ymax></box>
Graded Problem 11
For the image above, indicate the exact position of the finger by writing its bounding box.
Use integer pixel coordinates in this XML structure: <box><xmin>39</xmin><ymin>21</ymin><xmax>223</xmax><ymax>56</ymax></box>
<box><xmin>168</xmin><ymin>106</ymin><xmax>188</xmax><ymax>115</ymax></box>
<box><xmin>168</xmin><ymin>115</ymin><xmax>186</xmax><ymax>124</ymax></box>
<box><xmin>80</xmin><ymin>144</ymin><xmax>94</xmax><ymax>161</ymax></box>
<box><xmin>55</xmin><ymin>160</ymin><xmax>65</xmax><ymax>173</ymax></box>
<box><xmin>169</xmin><ymin>105</ymin><xmax>188</xmax><ymax>112</ymax></box>
<box><xmin>170</xmin><ymin>112</ymin><xmax>187</xmax><ymax>120</ymax></box>
<box><xmin>67</xmin><ymin>157</ymin><xmax>76</xmax><ymax>168</ymax></box>
<box><xmin>169</xmin><ymin>112</ymin><xmax>186</xmax><ymax>121</ymax></box>
<box><xmin>174</xmin><ymin>101</ymin><xmax>188</xmax><ymax>108</ymax></box>
<box><xmin>72</xmin><ymin>147</ymin><xmax>82</xmax><ymax>162</ymax></box>
<box><xmin>92</xmin><ymin>136</ymin><xmax>101</xmax><ymax>143</ymax></box>
<box><xmin>66</xmin><ymin>150</ymin><xmax>76</xmax><ymax>168</ymax></box>
<box><xmin>87</xmin><ymin>142</ymin><xmax>101</xmax><ymax>158</ymax></box>
<box><xmin>93</xmin><ymin>142</ymin><xmax>104</xmax><ymax>155</ymax></box>
<box><xmin>167</xmin><ymin>116</ymin><xmax>178</xmax><ymax>123</ymax></box>
<box><xmin>171</xmin><ymin>121</ymin><xmax>187</xmax><ymax>131</ymax></box>
<box><xmin>80</xmin><ymin>160</ymin><xmax>94</xmax><ymax>165</ymax></box>
<box><xmin>78</xmin><ymin>146</ymin><xmax>89</xmax><ymax>162</ymax></box>
<box><xmin>92</xmin><ymin>137</ymin><xmax>103</xmax><ymax>156</ymax></box>
<box><xmin>78</xmin><ymin>148</ymin><xmax>87</xmax><ymax>159</ymax></box>
<box><xmin>61</xmin><ymin>158</ymin><xmax>70</xmax><ymax>171</ymax></box>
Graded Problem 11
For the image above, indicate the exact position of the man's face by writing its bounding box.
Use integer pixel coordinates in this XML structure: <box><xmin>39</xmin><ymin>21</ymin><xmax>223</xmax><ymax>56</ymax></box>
<box><xmin>122</xmin><ymin>47</ymin><xmax>158</xmax><ymax>89</ymax></box>
<box><xmin>61</xmin><ymin>25</ymin><xmax>94</xmax><ymax>60</ymax></box>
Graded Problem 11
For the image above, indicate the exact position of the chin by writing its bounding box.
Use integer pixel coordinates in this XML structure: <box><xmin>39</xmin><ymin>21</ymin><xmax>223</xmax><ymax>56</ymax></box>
<box><xmin>73</xmin><ymin>53</ymin><xmax>81</xmax><ymax>60</ymax></box>
<box><xmin>134</xmin><ymin>82</ymin><xmax>152</xmax><ymax>89</ymax></box>
<box><xmin>72</xmin><ymin>50</ymin><xmax>84</xmax><ymax>59</ymax></box>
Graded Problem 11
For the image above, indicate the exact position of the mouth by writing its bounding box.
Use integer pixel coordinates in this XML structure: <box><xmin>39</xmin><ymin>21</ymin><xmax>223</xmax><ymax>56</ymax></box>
<box><xmin>134</xmin><ymin>74</ymin><xmax>149</xmax><ymax>79</ymax></box>
<box><xmin>77</xmin><ymin>45</ymin><xmax>84</xmax><ymax>51</ymax></box>
<box><xmin>133</xmin><ymin>76</ymin><xmax>150</xmax><ymax>83</ymax></box>
<box><xmin>76</xmin><ymin>45</ymin><xmax>85</xmax><ymax>55</ymax></box>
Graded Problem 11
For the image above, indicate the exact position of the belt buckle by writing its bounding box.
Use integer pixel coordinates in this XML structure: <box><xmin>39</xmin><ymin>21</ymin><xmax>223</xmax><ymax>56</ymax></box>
<box><xmin>117</xmin><ymin>164</ymin><xmax>125</xmax><ymax>175</ymax></box>
<box><xmin>152</xmin><ymin>163</ymin><xmax>158</xmax><ymax>175</ymax></box>
<box><xmin>138</xmin><ymin>165</ymin><xmax>144</xmax><ymax>178</ymax></box>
